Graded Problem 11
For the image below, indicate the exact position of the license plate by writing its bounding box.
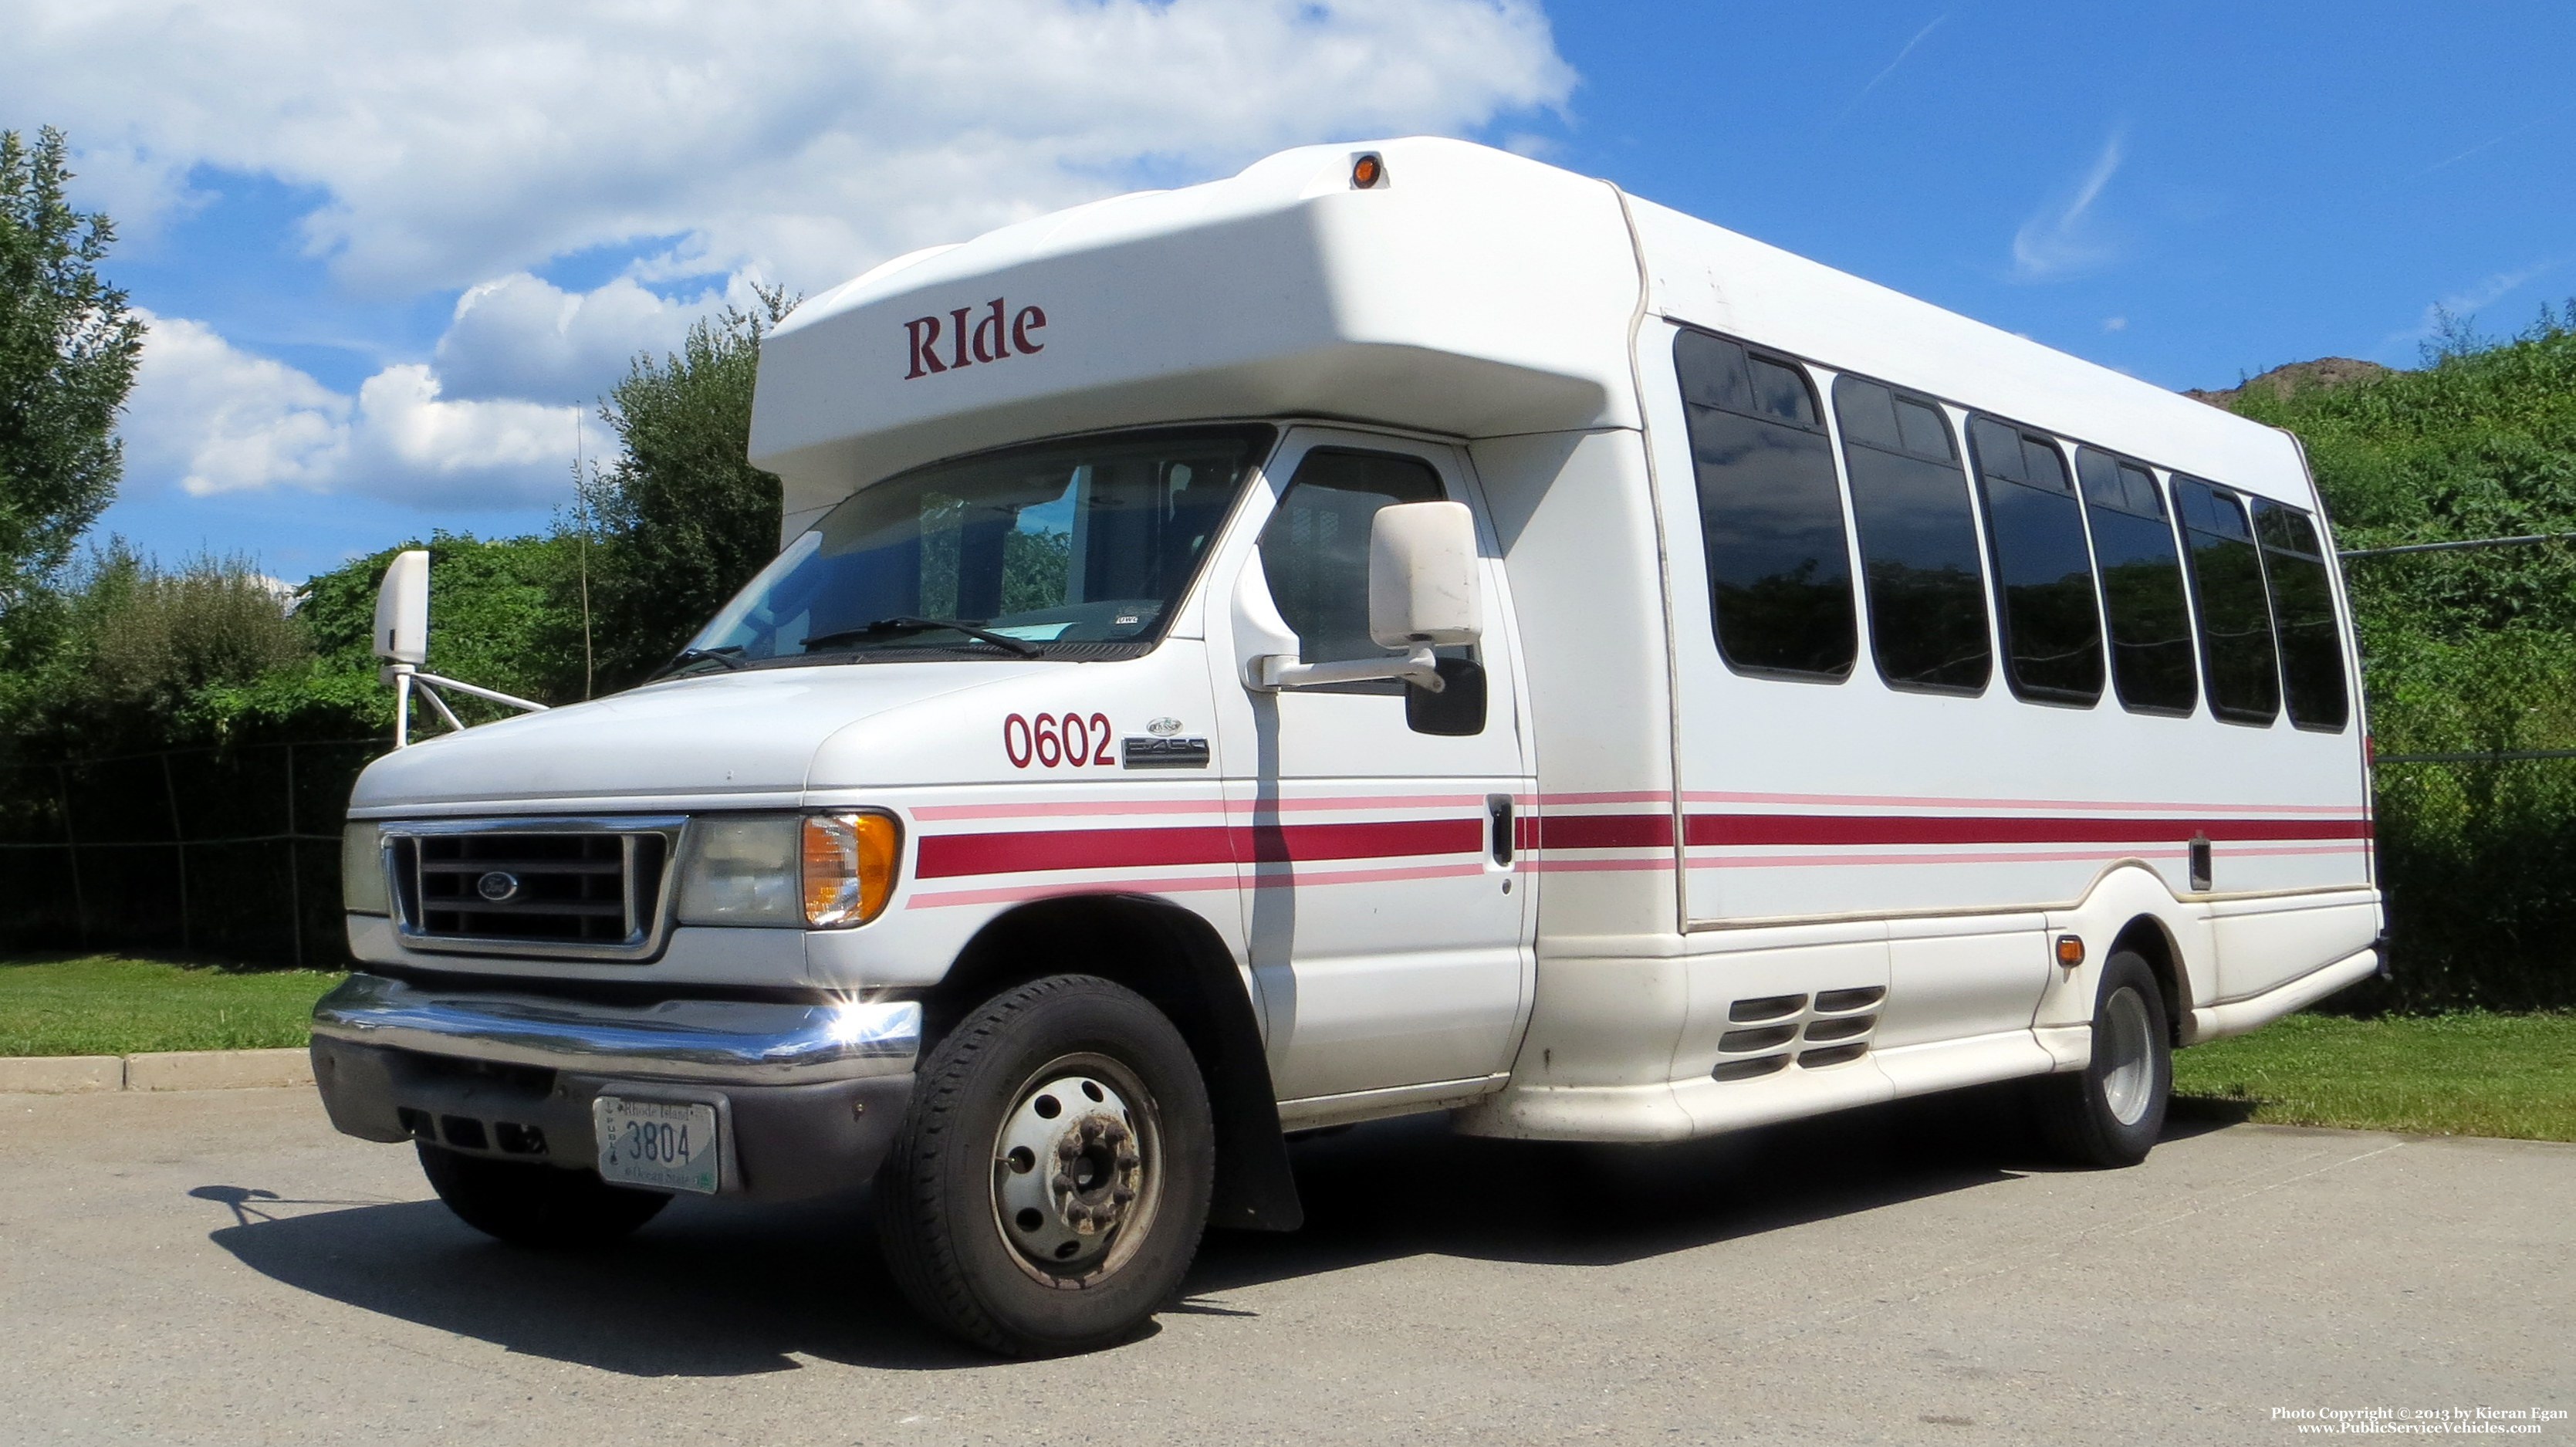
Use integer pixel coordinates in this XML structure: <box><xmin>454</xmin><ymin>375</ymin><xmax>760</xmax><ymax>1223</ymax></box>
<box><xmin>593</xmin><ymin>1096</ymin><xmax>720</xmax><ymax>1194</ymax></box>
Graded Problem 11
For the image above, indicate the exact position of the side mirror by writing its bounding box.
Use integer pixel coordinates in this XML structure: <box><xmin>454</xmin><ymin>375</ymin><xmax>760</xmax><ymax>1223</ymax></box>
<box><xmin>1367</xmin><ymin>501</ymin><xmax>1482</xmax><ymax>649</ymax></box>
<box><xmin>373</xmin><ymin>549</ymin><xmax>429</xmax><ymax>664</ymax></box>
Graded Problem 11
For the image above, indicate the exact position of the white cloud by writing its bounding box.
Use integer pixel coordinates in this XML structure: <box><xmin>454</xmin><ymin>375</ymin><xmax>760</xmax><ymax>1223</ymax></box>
<box><xmin>2376</xmin><ymin>260</ymin><xmax>2561</xmax><ymax>353</ymax></box>
<box><xmin>1837</xmin><ymin>13</ymin><xmax>1949</xmax><ymax>122</ymax></box>
<box><xmin>2012</xmin><ymin>131</ymin><xmax>2125</xmax><ymax>280</ymax></box>
<box><xmin>2101</xmin><ymin>316</ymin><xmax>2128</xmax><ymax>332</ymax></box>
<box><xmin>435</xmin><ymin>273</ymin><xmax>725</xmax><ymax>405</ymax></box>
<box><xmin>123</xmin><ymin>310</ymin><xmax>577</xmax><ymax>509</ymax></box>
<box><xmin>8</xmin><ymin>0</ymin><xmax>1574</xmax><ymax>297</ymax></box>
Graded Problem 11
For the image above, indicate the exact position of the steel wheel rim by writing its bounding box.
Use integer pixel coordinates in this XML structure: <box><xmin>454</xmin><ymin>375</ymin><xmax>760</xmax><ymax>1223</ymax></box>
<box><xmin>989</xmin><ymin>1051</ymin><xmax>1164</xmax><ymax>1285</ymax></box>
<box><xmin>2100</xmin><ymin>986</ymin><xmax>2155</xmax><ymax>1126</ymax></box>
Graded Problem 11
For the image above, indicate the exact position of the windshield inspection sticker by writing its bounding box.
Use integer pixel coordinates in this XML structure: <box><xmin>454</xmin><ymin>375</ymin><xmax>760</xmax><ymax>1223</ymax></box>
<box><xmin>1122</xmin><ymin>736</ymin><xmax>1210</xmax><ymax>769</ymax></box>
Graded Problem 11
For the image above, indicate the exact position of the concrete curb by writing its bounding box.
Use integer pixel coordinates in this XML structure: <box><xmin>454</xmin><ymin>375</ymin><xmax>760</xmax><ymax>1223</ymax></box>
<box><xmin>0</xmin><ymin>1047</ymin><xmax>313</xmax><ymax>1094</ymax></box>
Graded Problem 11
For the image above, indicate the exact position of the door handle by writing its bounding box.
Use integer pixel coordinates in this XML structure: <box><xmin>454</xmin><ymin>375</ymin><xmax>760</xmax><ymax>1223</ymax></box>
<box><xmin>1488</xmin><ymin>793</ymin><xmax>1515</xmax><ymax>867</ymax></box>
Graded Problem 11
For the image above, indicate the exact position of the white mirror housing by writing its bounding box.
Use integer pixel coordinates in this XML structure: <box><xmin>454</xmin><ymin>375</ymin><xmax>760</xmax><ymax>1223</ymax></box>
<box><xmin>374</xmin><ymin>549</ymin><xmax>429</xmax><ymax>664</ymax></box>
<box><xmin>1368</xmin><ymin>500</ymin><xmax>1482</xmax><ymax>648</ymax></box>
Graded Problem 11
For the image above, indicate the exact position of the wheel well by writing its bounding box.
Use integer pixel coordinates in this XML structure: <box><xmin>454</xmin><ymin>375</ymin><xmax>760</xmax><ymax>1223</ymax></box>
<box><xmin>2111</xmin><ymin>915</ymin><xmax>2188</xmax><ymax>1045</ymax></box>
<box><xmin>927</xmin><ymin>894</ymin><xmax>1302</xmax><ymax>1232</ymax></box>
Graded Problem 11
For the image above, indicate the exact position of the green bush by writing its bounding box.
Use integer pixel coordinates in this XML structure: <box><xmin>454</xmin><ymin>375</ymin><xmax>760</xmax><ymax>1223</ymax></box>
<box><xmin>2232</xmin><ymin>306</ymin><xmax>2576</xmax><ymax>1011</ymax></box>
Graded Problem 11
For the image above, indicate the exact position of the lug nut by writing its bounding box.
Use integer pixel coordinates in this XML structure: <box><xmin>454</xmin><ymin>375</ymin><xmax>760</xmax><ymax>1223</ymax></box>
<box><xmin>1056</xmin><ymin>1138</ymin><xmax>1080</xmax><ymax>1159</ymax></box>
<box><xmin>1112</xmin><ymin>1185</ymin><xmax>1135</xmax><ymax>1203</ymax></box>
<box><xmin>1117</xmin><ymin>1151</ymin><xmax>1140</xmax><ymax>1170</ymax></box>
<box><xmin>1052</xmin><ymin>1172</ymin><xmax>1075</xmax><ymax>1193</ymax></box>
<box><xmin>1081</xmin><ymin>1119</ymin><xmax>1104</xmax><ymax>1140</ymax></box>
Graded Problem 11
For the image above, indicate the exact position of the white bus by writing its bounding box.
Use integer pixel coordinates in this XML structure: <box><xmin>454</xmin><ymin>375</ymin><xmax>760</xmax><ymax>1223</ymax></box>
<box><xmin>313</xmin><ymin>137</ymin><xmax>2382</xmax><ymax>1356</ymax></box>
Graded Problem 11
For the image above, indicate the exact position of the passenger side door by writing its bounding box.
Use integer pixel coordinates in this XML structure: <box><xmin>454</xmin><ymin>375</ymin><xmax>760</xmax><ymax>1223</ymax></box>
<box><xmin>1205</xmin><ymin>428</ymin><xmax>1536</xmax><ymax>1110</ymax></box>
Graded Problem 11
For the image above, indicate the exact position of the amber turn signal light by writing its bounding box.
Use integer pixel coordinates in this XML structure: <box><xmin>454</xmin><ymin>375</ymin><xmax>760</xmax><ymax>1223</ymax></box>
<box><xmin>1351</xmin><ymin>152</ymin><xmax>1386</xmax><ymax>190</ymax></box>
<box><xmin>2055</xmin><ymin>934</ymin><xmax>2086</xmax><ymax>968</ymax></box>
<box><xmin>803</xmin><ymin>812</ymin><xmax>901</xmax><ymax>927</ymax></box>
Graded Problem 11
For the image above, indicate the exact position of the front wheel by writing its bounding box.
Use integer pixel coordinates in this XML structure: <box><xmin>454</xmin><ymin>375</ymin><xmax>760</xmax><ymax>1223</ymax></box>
<box><xmin>2030</xmin><ymin>949</ymin><xmax>2172</xmax><ymax>1168</ymax></box>
<box><xmin>875</xmin><ymin>975</ymin><xmax>1215</xmax><ymax>1357</ymax></box>
<box><xmin>416</xmin><ymin>1144</ymin><xmax>670</xmax><ymax>1247</ymax></box>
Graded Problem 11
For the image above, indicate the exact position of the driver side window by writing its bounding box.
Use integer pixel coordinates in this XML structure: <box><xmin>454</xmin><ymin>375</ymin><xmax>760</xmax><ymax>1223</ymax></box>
<box><xmin>1256</xmin><ymin>448</ymin><xmax>1486</xmax><ymax>735</ymax></box>
<box><xmin>1258</xmin><ymin>449</ymin><xmax>1445</xmax><ymax>665</ymax></box>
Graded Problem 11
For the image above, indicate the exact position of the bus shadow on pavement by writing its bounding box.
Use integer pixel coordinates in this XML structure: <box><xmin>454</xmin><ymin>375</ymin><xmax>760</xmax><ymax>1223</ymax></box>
<box><xmin>200</xmin><ymin>1084</ymin><xmax>2230</xmax><ymax>1377</ymax></box>
<box><xmin>1192</xmin><ymin>1081</ymin><xmax>2233</xmax><ymax>1293</ymax></box>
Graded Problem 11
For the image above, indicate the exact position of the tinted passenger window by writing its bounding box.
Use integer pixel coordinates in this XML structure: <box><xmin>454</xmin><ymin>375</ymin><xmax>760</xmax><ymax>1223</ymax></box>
<box><xmin>1259</xmin><ymin>449</ymin><xmax>1445</xmax><ymax>666</ymax></box>
<box><xmin>1969</xmin><ymin>418</ymin><xmax>2104</xmax><ymax>705</ymax></box>
<box><xmin>2172</xmin><ymin>477</ymin><xmax>2280</xmax><ymax>725</ymax></box>
<box><xmin>2074</xmin><ymin>448</ymin><xmax>2196</xmax><ymax>715</ymax></box>
<box><xmin>1833</xmin><ymin>377</ymin><xmax>1990</xmax><ymax>693</ymax></box>
<box><xmin>1675</xmin><ymin>330</ymin><xmax>1855</xmax><ymax>680</ymax></box>
<box><xmin>2253</xmin><ymin>500</ymin><xmax>2350</xmax><ymax>732</ymax></box>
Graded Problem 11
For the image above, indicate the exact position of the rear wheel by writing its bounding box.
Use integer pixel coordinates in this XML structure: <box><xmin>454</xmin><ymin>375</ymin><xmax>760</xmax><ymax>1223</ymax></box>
<box><xmin>2030</xmin><ymin>949</ymin><xmax>2171</xmax><ymax>1168</ymax></box>
<box><xmin>416</xmin><ymin>1143</ymin><xmax>669</xmax><ymax>1247</ymax></box>
<box><xmin>876</xmin><ymin>975</ymin><xmax>1215</xmax><ymax>1357</ymax></box>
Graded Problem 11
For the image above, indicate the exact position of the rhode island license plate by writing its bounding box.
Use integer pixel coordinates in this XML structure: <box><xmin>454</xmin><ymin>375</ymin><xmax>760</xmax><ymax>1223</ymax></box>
<box><xmin>592</xmin><ymin>1096</ymin><xmax>720</xmax><ymax>1194</ymax></box>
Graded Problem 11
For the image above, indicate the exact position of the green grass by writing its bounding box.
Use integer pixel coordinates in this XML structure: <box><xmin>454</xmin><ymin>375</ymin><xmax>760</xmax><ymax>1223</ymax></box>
<box><xmin>2174</xmin><ymin>1010</ymin><xmax>2576</xmax><ymax>1142</ymax></box>
<box><xmin>0</xmin><ymin>955</ymin><xmax>345</xmax><ymax>1057</ymax></box>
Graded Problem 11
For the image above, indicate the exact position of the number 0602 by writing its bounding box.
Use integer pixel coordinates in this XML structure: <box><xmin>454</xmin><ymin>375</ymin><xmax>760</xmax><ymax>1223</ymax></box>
<box><xmin>1004</xmin><ymin>712</ymin><xmax>1114</xmax><ymax>769</ymax></box>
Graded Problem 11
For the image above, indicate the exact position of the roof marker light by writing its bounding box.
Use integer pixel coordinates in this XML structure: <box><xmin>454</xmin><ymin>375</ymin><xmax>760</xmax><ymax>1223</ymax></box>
<box><xmin>1351</xmin><ymin>153</ymin><xmax>1387</xmax><ymax>190</ymax></box>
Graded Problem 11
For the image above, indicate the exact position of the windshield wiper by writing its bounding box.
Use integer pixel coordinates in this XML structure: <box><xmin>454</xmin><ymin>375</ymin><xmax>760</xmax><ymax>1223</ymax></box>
<box><xmin>802</xmin><ymin>616</ymin><xmax>1042</xmax><ymax>658</ymax></box>
<box><xmin>651</xmin><ymin>646</ymin><xmax>745</xmax><ymax>680</ymax></box>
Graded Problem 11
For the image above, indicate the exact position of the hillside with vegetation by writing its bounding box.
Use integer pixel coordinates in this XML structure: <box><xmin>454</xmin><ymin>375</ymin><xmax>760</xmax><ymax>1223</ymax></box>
<box><xmin>2212</xmin><ymin>307</ymin><xmax>2576</xmax><ymax>1009</ymax></box>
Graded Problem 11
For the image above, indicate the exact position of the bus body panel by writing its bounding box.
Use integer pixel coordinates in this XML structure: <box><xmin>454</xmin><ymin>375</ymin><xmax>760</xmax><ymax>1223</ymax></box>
<box><xmin>331</xmin><ymin>136</ymin><xmax>2382</xmax><ymax>1180</ymax></box>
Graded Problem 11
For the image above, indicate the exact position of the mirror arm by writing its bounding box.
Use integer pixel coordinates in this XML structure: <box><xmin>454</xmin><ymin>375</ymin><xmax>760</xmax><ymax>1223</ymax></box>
<box><xmin>379</xmin><ymin>662</ymin><xmax>548</xmax><ymax>749</ymax></box>
<box><xmin>1252</xmin><ymin>644</ymin><xmax>1444</xmax><ymax>694</ymax></box>
<box><xmin>415</xmin><ymin>680</ymin><xmax>469</xmax><ymax>734</ymax></box>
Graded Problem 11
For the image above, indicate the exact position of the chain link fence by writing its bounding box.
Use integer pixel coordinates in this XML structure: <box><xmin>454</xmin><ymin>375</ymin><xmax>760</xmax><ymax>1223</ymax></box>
<box><xmin>0</xmin><ymin>739</ymin><xmax>384</xmax><ymax>968</ymax></box>
<box><xmin>2356</xmin><ymin>752</ymin><xmax>2576</xmax><ymax>1013</ymax></box>
<box><xmin>0</xmin><ymin>737</ymin><xmax>2567</xmax><ymax>1006</ymax></box>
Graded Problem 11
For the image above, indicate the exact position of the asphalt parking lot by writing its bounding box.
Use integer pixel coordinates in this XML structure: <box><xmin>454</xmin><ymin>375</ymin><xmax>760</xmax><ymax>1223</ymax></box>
<box><xmin>2</xmin><ymin>1084</ymin><xmax>2568</xmax><ymax>1445</ymax></box>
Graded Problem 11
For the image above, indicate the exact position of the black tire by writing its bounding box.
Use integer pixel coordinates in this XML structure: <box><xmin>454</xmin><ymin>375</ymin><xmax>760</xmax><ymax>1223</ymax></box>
<box><xmin>416</xmin><ymin>1143</ymin><xmax>670</xmax><ymax>1247</ymax></box>
<box><xmin>876</xmin><ymin>975</ymin><xmax>1215</xmax><ymax>1357</ymax></box>
<box><xmin>2030</xmin><ymin>948</ymin><xmax>2172</xmax><ymax>1168</ymax></box>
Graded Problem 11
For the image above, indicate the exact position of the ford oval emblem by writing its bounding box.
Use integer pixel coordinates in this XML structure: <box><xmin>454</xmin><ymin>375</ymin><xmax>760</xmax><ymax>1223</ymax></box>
<box><xmin>1147</xmin><ymin>717</ymin><xmax>1182</xmax><ymax>736</ymax></box>
<box><xmin>475</xmin><ymin>870</ymin><xmax>522</xmax><ymax>903</ymax></box>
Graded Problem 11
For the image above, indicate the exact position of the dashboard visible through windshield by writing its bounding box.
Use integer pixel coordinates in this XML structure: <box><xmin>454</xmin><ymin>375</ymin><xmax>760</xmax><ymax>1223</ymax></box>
<box><xmin>680</xmin><ymin>425</ymin><xmax>1276</xmax><ymax>671</ymax></box>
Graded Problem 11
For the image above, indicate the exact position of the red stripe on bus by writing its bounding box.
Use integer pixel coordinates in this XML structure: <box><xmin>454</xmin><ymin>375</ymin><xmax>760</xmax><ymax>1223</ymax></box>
<box><xmin>1682</xmin><ymin>814</ymin><xmax>2371</xmax><ymax>847</ymax></box>
<box><xmin>1528</xmin><ymin>814</ymin><xmax>1675</xmax><ymax>850</ymax></box>
<box><xmin>914</xmin><ymin>817</ymin><xmax>1484</xmax><ymax>880</ymax></box>
<box><xmin>1527</xmin><ymin>812</ymin><xmax>2369</xmax><ymax>851</ymax></box>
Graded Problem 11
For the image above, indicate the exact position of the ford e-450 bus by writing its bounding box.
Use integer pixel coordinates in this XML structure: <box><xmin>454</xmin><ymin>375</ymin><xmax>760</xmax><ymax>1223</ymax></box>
<box><xmin>310</xmin><ymin>137</ymin><xmax>2382</xmax><ymax>1357</ymax></box>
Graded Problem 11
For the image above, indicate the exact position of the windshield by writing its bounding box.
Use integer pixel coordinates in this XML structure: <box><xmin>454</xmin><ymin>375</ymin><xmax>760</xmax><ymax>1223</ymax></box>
<box><xmin>685</xmin><ymin>425</ymin><xmax>1275</xmax><ymax>668</ymax></box>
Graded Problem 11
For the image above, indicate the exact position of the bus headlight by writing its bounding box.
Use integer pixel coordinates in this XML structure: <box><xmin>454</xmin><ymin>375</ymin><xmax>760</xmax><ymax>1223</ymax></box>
<box><xmin>341</xmin><ymin>823</ymin><xmax>389</xmax><ymax>915</ymax></box>
<box><xmin>676</xmin><ymin>816</ymin><xmax>803</xmax><ymax>927</ymax></box>
<box><xmin>802</xmin><ymin>812</ymin><xmax>902</xmax><ymax>927</ymax></box>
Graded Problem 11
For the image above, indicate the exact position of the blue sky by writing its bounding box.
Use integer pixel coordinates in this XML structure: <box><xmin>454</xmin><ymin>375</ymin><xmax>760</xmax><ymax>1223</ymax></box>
<box><xmin>6</xmin><ymin>0</ymin><xmax>2568</xmax><ymax>587</ymax></box>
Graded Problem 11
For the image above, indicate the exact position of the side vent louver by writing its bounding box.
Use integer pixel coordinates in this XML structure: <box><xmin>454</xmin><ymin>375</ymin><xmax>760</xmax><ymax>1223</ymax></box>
<box><xmin>1814</xmin><ymin>986</ymin><xmax>1885</xmax><ymax>1013</ymax></box>
<box><xmin>1802</xmin><ymin>1014</ymin><xmax>1876</xmax><ymax>1043</ymax></box>
<box><xmin>1711</xmin><ymin>984</ymin><xmax>1885</xmax><ymax>1083</ymax></box>
<box><xmin>1719</xmin><ymin>1024</ymin><xmax>1798</xmax><ymax>1053</ymax></box>
<box><xmin>1729</xmin><ymin>994</ymin><xmax>1807</xmax><ymax>1023</ymax></box>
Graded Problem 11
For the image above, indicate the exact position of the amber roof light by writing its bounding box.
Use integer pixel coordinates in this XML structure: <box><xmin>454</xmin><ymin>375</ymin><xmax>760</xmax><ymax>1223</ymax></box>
<box><xmin>1351</xmin><ymin>153</ymin><xmax>1386</xmax><ymax>190</ymax></box>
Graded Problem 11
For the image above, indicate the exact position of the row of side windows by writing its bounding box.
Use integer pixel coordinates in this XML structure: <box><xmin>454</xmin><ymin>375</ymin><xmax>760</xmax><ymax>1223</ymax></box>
<box><xmin>1672</xmin><ymin>326</ymin><xmax>2350</xmax><ymax>732</ymax></box>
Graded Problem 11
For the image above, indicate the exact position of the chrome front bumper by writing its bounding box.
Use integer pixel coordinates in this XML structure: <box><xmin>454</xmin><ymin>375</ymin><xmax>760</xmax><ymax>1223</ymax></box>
<box><xmin>311</xmin><ymin>971</ymin><xmax>921</xmax><ymax>1085</ymax></box>
<box><xmin>309</xmin><ymin>972</ymin><xmax>921</xmax><ymax>1202</ymax></box>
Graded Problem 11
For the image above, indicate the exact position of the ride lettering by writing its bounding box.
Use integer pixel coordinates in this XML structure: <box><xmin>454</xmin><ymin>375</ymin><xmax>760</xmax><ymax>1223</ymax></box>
<box><xmin>905</xmin><ymin>299</ymin><xmax>1046</xmax><ymax>379</ymax></box>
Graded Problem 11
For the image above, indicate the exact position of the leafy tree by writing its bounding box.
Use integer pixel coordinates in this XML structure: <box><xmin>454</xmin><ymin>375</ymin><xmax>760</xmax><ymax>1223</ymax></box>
<box><xmin>0</xmin><ymin>544</ymin><xmax>309</xmax><ymax>756</ymax></box>
<box><xmin>0</xmin><ymin>127</ymin><xmax>144</xmax><ymax>612</ymax></box>
<box><xmin>2229</xmin><ymin>306</ymin><xmax>2576</xmax><ymax>1010</ymax></box>
<box><xmin>580</xmin><ymin>287</ymin><xmax>796</xmax><ymax>691</ymax></box>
